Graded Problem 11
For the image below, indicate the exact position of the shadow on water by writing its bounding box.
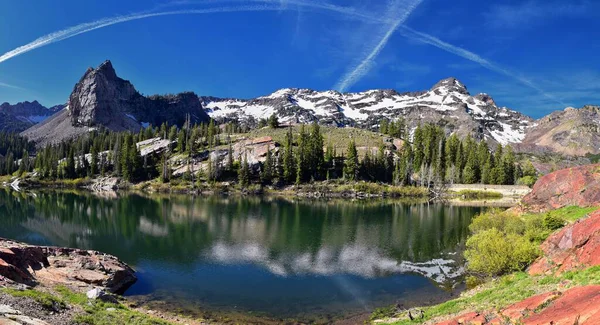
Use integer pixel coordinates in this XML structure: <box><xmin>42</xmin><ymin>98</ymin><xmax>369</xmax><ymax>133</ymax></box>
<box><xmin>0</xmin><ymin>189</ymin><xmax>487</xmax><ymax>321</ymax></box>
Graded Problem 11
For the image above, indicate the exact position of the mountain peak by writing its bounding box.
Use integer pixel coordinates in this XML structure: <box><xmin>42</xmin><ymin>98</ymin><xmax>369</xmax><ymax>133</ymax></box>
<box><xmin>95</xmin><ymin>60</ymin><xmax>117</xmax><ymax>79</ymax></box>
<box><xmin>431</xmin><ymin>77</ymin><xmax>468</xmax><ymax>94</ymax></box>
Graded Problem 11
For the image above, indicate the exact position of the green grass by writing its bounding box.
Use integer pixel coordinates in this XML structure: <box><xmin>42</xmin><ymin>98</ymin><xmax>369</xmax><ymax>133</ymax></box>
<box><xmin>453</xmin><ymin>189</ymin><xmax>503</xmax><ymax>200</ymax></box>
<box><xmin>1</xmin><ymin>288</ymin><xmax>66</xmax><ymax>310</ymax></box>
<box><xmin>381</xmin><ymin>266</ymin><xmax>600</xmax><ymax>324</ymax></box>
<box><xmin>55</xmin><ymin>286</ymin><xmax>174</xmax><ymax>325</ymax></box>
<box><xmin>524</xmin><ymin>206</ymin><xmax>600</xmax><ymax>223</ymax></box>
<box><xmin>248</xmin><ymin>126</ymin><xmax>397</xmax><ymax>155</ymax></box>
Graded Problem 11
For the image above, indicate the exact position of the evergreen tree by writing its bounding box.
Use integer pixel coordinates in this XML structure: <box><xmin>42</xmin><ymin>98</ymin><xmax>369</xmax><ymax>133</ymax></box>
<box><xmin>295</xmin><ymin>125</ymin><xmax>309</xmax><ymax>184</ymax></box>
<box><xmin>282</xmin><ymin>127</ymin><xmax>296</xmax><ymax>183</ymax></box>
<box><xmin>268</xmin><ymin>114</ymin><xmax>279</xmax><ymax>129</ymax></box>
<box><xmin>343</xmin><ymin>140</ymin><xmax>359</xmax><ymax>181</ymax></box>
<box><xmin>90</xmin><ymin>144</ymin><xmax>99</xmax><ymax>176</ymax></box>
<box><xmin>239</xmin><ymin>153</ymin><xmax>250</xmax><ymax>187</ymax></box>
<box><xmin>308</xmin><ymin>122</ymin><xmax>324</xmax><ymax>180</ymax></box>
<box><xmin>261</xmin><ymin>146</ymin><xmax>273</xmax><ymax>184</ymax></box>
<box><xmin>413</xmin><ymin>125</ymin><xmax>424</xmax><ymax>171</ymax></box>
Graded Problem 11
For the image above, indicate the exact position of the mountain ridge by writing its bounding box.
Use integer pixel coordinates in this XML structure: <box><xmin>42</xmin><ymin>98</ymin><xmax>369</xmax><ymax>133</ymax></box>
<box><xmin>202</xmin><ymin>76</ymin><xmax>534</xmax><ymax>147</ymax></box>
<box><xmin>4</xmin><ymin>60</ymin><xmax>598</xmax><ymax>155</ymax></box>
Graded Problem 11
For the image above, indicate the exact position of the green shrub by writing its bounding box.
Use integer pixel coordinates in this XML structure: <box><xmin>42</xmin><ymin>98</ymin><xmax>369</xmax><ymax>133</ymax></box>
<box><xmin>517</xmin><ymin>176</ymin><xmax>537</xmax><ymax>188</ymax></box>
<box><xmin>465</xmin><ymin>229</ymin><xmax>539</xmax><ymax>276</ymax></box>
<box><xmin>543</xmin><ymin>213</ymin><xmax>565</xmax><ymax>231</ymax></box>
<box><xmin>468</xmin><ymin>209</ymin><xmax>525</xmax><ymax>235</ymax></box>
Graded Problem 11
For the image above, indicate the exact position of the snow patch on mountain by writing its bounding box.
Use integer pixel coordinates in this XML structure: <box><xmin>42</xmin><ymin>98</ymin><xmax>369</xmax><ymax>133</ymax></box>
<box><xmin>202</xmin><ymin>77</ymin><xmax>534</xmax><ymax>146</ymax></box>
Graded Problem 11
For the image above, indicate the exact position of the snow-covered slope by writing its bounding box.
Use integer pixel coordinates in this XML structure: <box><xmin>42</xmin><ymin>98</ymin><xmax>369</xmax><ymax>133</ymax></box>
<box><xmin>202</xmin><ymin>78</ymin><xmax>534</xmax><ymax>146</ymax></box>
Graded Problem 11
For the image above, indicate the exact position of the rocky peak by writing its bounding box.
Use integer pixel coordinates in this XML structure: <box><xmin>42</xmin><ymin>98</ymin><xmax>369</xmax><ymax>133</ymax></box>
<box><xmin>96</xmin><ymin>60</ymin><xmax>118</xmax><ymax>79</ymax></box>
<box><xmin>23</xmin><ymin>60</ymin><xmax>209</xmax><ymax>146</ymax></box>
<box><xmin>474</xmin><ymin>93</ymin><xmax>496</xmax><ymax>106</ymax></box>
<box><xmin>431</xmin><ymin>77</ymin><xmax>469</xmax><ymax>95</ymax></box>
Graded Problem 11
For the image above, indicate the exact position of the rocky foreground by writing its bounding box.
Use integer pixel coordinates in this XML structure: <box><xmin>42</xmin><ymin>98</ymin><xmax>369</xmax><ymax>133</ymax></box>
<box><xmin>0</xmin><ymin>238</ymin><xmax>136</xmax><ymax>293</ymax></box>
<box><xmin>435</xmin><ymin>209</ymin><xmax>600</xmax><ymax>325</ymax></box>
<box><xmin>418</xmin><ymin>165</ymin><xmax>600</xmax><ymax>325</ymax></box>
<box><xmin>0</xmin><ymin>238</ymin><xmax>137</xmax><ymax>324</ymax></box>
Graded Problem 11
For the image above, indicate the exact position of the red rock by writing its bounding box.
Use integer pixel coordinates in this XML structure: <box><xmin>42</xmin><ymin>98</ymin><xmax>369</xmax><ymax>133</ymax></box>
<box><xmin>0</xmin><ymin>237</ymin><xmax>136</xmax><ymax>294</ymax></box>
<box><xmin>522</xmin><ymin>286</ymin><xmax>600</xmax><ymax>324</ymax></box>
<box><xmin>435</xmin><ymin>312</ymin><xmax>487</xmax><ymax>325</ymax></box>
<box><xmin>530</xmin><ymin>210</ymin><xmax>600</xmax><ymax>275</ymax></box>
<box><xmin>521</xmin><ymin>164</ymin><xmax>600</xmax><ymax>212</ymax></box>
<box><xmin>501</xmin><ymin>291</ymin><xmax>561</xmax><ymax>319</ymax></box>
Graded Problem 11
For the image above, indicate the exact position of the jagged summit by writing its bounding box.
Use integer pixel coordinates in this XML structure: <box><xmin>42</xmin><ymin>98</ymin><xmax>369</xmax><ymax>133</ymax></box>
<box><xmin>22</xmin><ymin>61</ymin><xmax>209</xmax><ymax>146</ymax></box>
<box><xmin>430</xmin><ymin>77</ymin><xmax>469</xmax><ymax>95</ymax></box>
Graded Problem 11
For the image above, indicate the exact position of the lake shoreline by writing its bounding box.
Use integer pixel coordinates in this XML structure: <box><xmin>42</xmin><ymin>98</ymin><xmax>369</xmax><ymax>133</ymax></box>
<box><xmin>2</xmin><ymin>174</ymin><xmax>531</xmax><ymax>203</ymax></box>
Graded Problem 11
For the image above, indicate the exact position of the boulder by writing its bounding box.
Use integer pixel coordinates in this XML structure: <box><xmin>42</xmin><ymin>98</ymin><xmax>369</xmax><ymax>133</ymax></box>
<box><xmin>529</xmin><ymin>210</ymin><xmax>600</xmax><ymax>275</ymax></box>
<box><xmin>522</xmin><ymin>286</ymin><xmax>600</xmax><ymax>324</ymax></box>
<box><xmin>521</xmin><ymin>164</ymin><xmax>600</xmax><ymax>212</ymax></box>
<box><xmin>86</xmin><ymin>288</ymin><xmax>118</xmax><ymax>304</ymax></box>
<box><xmin>0</xmin><ymin>238</ymin><xmax>136</xmax><ymax>294</ymax></box>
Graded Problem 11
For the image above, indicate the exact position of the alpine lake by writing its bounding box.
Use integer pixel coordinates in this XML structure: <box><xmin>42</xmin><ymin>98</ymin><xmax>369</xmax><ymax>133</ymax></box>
<box><xmin>0</xmin><ymin>190</ymin><xmax>490</xmax><ymax>323</ymax></box>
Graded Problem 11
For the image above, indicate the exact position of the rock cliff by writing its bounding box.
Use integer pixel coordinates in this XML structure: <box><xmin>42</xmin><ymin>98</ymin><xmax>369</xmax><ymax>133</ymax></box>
<box><xmin>521</xmin><ymin>164</ymin><xmax>600</xmax><ymax>212</ymax></box>
<box><xmin>22</xmin><ymin>60</ymin><xmax>209</xmax><ymax>146</ymax></box>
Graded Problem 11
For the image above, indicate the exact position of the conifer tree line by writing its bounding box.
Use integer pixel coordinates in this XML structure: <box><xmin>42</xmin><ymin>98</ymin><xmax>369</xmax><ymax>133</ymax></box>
<box><xmin>250</xmin><ymin>123</ymin><xmax>524</xmax><ymax>186</ymax></box>
<box><xmin>238</xmin><ymin>122</ymin><xmax>524</xmax><ymax>187</ymax></box>
<box><xmin>0</xmin><ymin>119</ymin><xmax>529</xmax><ymax>187</ymax></box>
<box><xmin>0</xmin><ymin>132</ymin><xmax>35</xmax><ymax>176</ymax></box>
<box><xmin>0</xmin><ymin>120</ymin><xmax>228</xmax><ymax>181</ymax></box>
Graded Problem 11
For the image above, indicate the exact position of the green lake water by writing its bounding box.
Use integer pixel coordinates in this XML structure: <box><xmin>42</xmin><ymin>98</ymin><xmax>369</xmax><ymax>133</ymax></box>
<box><xmin>0</xmin><ymin>190</ymin><xmax>484</xmax><ymax>321</ymax></box>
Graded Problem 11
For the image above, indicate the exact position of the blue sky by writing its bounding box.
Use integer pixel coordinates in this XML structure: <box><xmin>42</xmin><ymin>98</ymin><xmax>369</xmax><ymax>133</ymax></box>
<box><xmin>0</xmin><ymin>0</ymin><xmax>598</xmax><ymax>118</ymax></box>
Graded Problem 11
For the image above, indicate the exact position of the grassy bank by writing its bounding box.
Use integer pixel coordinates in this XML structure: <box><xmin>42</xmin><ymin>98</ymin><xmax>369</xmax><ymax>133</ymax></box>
<box><xmin>372</xmin><ymin>205</ymin><xmax>600</xmax><ymax>324</ymax></box>
<box><xmin>451</xmin><ymin>189</ymin><xmax>503</xmax><ymax>200</ymax></box>
<box><xmin>1</xmin><ymin>286</ymin><xmax>174</xmax><ymax>325</ymax></box>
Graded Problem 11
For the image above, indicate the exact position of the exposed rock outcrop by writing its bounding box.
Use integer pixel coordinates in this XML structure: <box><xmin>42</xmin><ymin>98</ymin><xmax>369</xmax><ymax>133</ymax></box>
<box><xmin>22</xmin><ymin>60</ymin><xmax>209</xmax><ymax>146</ymax></box>
<box><xmin>518</xmin><ymin>105</ymin><xmax>600</xmax><ymax>155</ymax></box>
<box><xmin>520</xmin><ymin>164</ymin><xmax>600</xmax><ymax>212</ymax></box>
<box><xmin>435</xmin><ymin>286</ymin><xmax>600</xmax><ymax>324</ymax></box>
<box><xmin>0</xmin><ymin>238</ymin><xmax>136</xmax><ymax>294</ymax></box>
<box><xmin>529</xmin><ymin>210</ymin><xmax>600</xmax><ymax>275</ymax></box>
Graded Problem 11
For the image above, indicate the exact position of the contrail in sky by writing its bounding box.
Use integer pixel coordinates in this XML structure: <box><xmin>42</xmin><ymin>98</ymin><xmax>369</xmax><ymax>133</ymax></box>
<box><xmin>0</xmin><ymin>82</ymin><xmax>25</xmax><ymax>90</ymax></box>
<box><xmin>398</xmin><ymin>25</ymin><xmax>566</xmax><ymax>106</ymax></box>
<box><xmin>0</xmin><ymin>0</ymin><xmax>560</xmax><ymax>103</ymax></box>
<box><xmin>0</xmin><ymin>5</ymin><xmax>283</xmax><ymax>64</ymax></box>
<box><xmin>334</xmin><ymin>0</ymin><xmax>424</xmax><ymax>92</ymax></box>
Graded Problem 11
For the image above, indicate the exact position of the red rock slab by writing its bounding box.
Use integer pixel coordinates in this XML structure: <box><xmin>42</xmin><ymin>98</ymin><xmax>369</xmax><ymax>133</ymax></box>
<box><xmin>520</xmin><ymin>164</ymin><xmax>600</xmax><ymax>212</ymax></box>
<box><xmin>435</xmin><ymin>312</ymin><xmax>487</xmax><ymax>325</ymax></box>
<box><xmin>522</xmin><ymin>286</ymin><xmax>600</xmax><ymax>324</ymax></box>
<box><xmin>530</xmin><ymin>210</ymin><xmax>600</xmax><ymax>275</ymax></box>
<box><xmin>501</xmin><ymin>291</ymin><xmax>561</xmax><ymax>320</ymax></box>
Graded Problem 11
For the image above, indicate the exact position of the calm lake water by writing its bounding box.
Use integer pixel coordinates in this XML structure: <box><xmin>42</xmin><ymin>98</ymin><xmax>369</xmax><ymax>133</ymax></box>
<box><xmin>0</xmin><ymin>190</ymin><xmax>484</xmax><ymax>321</ymax></box>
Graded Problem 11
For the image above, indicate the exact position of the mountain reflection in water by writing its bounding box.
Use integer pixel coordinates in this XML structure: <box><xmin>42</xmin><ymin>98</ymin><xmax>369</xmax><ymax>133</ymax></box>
<box><xmin>0</xmin><ymin>191</ymin><xmax>484</xmax><ymax>319</ymax></box>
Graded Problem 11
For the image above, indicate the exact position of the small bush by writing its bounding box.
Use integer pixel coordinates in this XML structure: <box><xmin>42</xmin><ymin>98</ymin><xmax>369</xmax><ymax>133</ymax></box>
<box><xmin>517</xmin><ymin>176</ymin><xmax>537</xmax><ymax>188</ymax></box>
<box><xmin>543</xmin><ymin>213</ymin><xmax>565</xmax><ymax>230</ymax></box>
<box><xmin>465</xmin><ymin>229</ymin><xmax>539</xmax><ymax>276</ymax></box>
